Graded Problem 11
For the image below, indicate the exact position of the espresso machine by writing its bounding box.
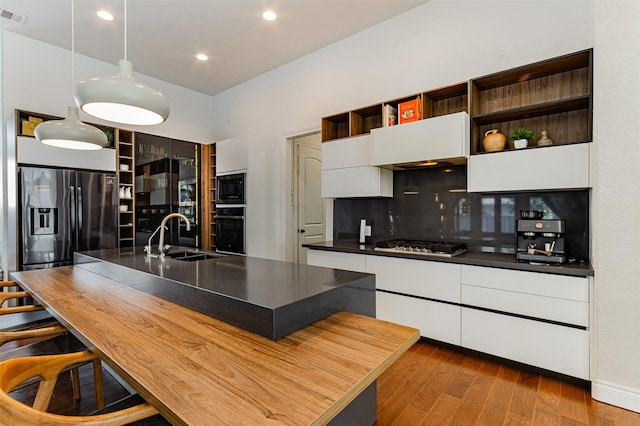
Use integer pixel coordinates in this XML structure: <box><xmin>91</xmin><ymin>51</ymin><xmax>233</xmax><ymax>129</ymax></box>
<box><xmin>516</xmin><ymin>213</ymin><xmax>566</xmax><ymax>264</ymax></box>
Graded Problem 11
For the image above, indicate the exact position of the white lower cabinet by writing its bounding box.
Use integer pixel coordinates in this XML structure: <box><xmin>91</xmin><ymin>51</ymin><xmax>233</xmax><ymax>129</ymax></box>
<box><xmin>365</xmin><ymin>255</ymin><xmax>460</xmax><ymax>302</ymax></box>
<box><xmin>462</xmin><ymin>308</ymin><xmax>589</xmax><ymax>380</ymax></box>
<box><xmin>460</xmin><ymin>265</ymin><xmax>590</xmax><ymax>379</ymax></box>
<box><xmin>377</xmin><ymin>291</ymin><xmax>460</xmax><ymax>345</ymax></box>
<box><xmin>306</xmin><ymin>250</ymin><xmax>366</xmax><ymax>273</ymax></box>
<box><xmin>306</xmin><ymin>249</ymin><xmax>591</xmax><ymax>379</ymax></box>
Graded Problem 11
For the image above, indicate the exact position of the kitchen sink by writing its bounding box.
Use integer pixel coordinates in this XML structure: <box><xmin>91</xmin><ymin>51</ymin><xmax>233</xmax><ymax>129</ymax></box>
<box><xmin>165</xmin><ymin>251</ymin><xmax>224</xmax><ymax>262</ymax></box>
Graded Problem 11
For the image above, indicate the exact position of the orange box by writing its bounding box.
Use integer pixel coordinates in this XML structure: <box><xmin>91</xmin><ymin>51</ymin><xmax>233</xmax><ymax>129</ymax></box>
<box><xmin>398</xmin><ymin>97</ymin><xmax>422</xmax><ymax>124</ymax></box>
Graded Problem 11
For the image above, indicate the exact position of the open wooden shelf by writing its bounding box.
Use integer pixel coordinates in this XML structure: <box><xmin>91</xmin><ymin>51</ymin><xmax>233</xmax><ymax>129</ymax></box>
<box><xmin>470</xmin><ymin>49</ymin><xmax>592</xmax><ymax>154</ymax></box>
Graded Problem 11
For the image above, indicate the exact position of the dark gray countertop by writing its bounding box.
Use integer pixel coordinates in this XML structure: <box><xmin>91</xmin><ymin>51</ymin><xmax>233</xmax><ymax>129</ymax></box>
<box><xmin>74</xmin><ymin>247</ymin><xmax>375</xmax><ymax>340</ymax></box>
<box><xmin>304</xmin><ymin>241</ymin><xmax>594</xmax><ymax>277</ymax></box>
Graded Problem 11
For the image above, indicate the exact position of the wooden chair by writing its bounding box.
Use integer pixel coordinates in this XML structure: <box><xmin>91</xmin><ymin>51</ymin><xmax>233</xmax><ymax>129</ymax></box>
<box><xmin>0</xmin><ymin>351</ymin><xmax>160</xmax><ymax>425</ymax></box>
<box><xmin>0</xmin><ymin>281</ymin><xmax>45</xmax><ymax>315</ymax></box>
<box><xmin>0</xmin><ymin>281</ymin><xmax>66</xmax><ymax>347</ymax></box>
<box><xmin>0</xmin><ymin>281</ymin><xmax>103</xmax><ymax>406</ymax></box>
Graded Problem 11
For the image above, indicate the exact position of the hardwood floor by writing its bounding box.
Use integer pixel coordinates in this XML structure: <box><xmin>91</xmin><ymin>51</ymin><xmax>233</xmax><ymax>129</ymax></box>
<box><xmin>6</xmin><ymin>339</ymin><xmax>640</xmax><ymax>425</ymax></box>
<box><xmin>376</xmin><ymin>340</ymin><xmax>640</xmax><ymax>426</ymax></box>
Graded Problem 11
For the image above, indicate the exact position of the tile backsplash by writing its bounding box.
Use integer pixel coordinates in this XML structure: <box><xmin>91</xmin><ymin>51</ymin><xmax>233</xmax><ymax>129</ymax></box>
<box><xmin>333</xmin><ymin>166</ymin><xmax>590</xmax><ymax>261</ymax></box>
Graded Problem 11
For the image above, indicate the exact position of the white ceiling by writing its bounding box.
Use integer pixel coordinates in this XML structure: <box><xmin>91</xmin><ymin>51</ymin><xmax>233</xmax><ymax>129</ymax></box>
<box><xmin>0</xmin><ymin>0</ymin><xmax>429</xmax><ymax>96</ymax></box>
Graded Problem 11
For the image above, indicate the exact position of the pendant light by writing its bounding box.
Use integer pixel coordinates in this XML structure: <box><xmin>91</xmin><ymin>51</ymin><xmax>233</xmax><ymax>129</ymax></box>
<box><xmin>74</xmin><ymin>0</ymin><xmax>170</xmax><ymax>125</ymax></box>
<box><xmin>35</xmin><ymin>0</ymin><xmax>109</xmax><ymax>150</ymax></box>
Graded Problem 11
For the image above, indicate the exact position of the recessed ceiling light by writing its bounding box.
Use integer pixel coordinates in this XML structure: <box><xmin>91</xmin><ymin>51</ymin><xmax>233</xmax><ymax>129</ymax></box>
<box><xmin>196</xmin><ymin>53</ymin><xmax>208</xmax><ymax>61</ymax></box>
<box><xmin>262</xmin><ymin>10</ymin><xmax>277</xmax><ymax>21</ymax></box>
<box><xmin>97</xmin><ymin>10</ymin><xmax>113</xmax><ymax>21</ymax></box>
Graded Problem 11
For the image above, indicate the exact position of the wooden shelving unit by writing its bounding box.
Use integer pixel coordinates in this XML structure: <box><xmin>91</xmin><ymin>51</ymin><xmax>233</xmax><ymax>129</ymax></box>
<box><xmin>201</xmin><ymin>143</ymin><xmax>216</xmax><ymax>251</ymax></box>
<box><xmin>321</xmin><ymin>84</ymin><xmax>469</xmax><ymax>143</ymax></box>
<box><xmin>470</xmin><ymin>49</ymin><xmax>592</xmax><ymax>153</ymax></box>
<box><xmin>116</xmin><ymin>129</ymin><xmax>135</xmax><ymax>248</ymax></box>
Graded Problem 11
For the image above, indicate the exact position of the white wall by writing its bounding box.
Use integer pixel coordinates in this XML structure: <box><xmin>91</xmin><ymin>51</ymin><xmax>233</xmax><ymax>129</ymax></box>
<box><xmin>210</xmin><ymin>0</ymin><xmax>594</xmax><ymax>260</ymax></box>
<box><xmin>591</xmin><ymin>0</ymin><xmax>640</xmax><ymax>412</ymax></box>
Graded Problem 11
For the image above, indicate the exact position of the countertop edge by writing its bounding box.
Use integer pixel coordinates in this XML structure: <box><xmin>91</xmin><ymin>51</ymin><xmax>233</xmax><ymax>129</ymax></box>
<box><xmin>304</xmin><ymin>242</ymin><xmax>594</xmax><ymax>277</ymax></box>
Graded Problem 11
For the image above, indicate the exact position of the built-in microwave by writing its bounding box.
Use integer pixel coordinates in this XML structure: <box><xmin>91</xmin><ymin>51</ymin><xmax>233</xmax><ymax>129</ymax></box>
<box><xmin>216</xmin><ymin>173</ymin><xmax>245</xmax><ymax>205</ymax></box>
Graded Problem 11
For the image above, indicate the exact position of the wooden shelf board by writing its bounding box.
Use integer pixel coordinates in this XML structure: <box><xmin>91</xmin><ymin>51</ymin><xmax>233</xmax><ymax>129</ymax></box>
<box><xmin>472</xmin><ymin>96</ymin><xmax>590</xmax><ymax>124</ymax></box>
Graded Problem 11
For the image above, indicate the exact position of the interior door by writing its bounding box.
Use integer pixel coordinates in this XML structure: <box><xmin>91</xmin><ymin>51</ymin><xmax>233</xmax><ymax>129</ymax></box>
<box><xmin>296</xmin><ymin>134</ymin><xmax>324</xmax><ymax>264</ymax></box>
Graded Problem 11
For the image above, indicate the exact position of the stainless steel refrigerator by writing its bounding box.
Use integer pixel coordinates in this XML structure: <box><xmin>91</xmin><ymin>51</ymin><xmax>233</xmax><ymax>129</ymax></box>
<box><xmin>19</xmin><ymin>166</ymin><xmax>118</xmax><ymax>270</ymax></box>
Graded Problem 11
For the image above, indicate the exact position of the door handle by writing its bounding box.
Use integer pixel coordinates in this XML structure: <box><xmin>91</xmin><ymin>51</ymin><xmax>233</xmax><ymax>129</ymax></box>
<box><xmin>298</xmin><ymin>229</ymin><xmax>306</xmax><ymax>233</ymax></box>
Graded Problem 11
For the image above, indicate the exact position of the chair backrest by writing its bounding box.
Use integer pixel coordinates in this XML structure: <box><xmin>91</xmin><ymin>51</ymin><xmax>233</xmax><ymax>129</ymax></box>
<box><xmin>0</xmin><ymin>324</ymin><xmax>67</xmax><ymax>346</ymax></box>
<box><xmin>1</xmin><ymin>281</ymin><xmax>45</xmax><ymax>315</ymax></box>
<box><xmin>0</xmin><ymin>351</ymin><xmax>160</xmax><ymax>425</ymax></box>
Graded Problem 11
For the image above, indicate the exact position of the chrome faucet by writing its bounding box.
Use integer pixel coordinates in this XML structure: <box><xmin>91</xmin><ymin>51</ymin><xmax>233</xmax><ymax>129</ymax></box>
<box><xmin>144</xmin><ymin>213</ymin><xmax>191</xmax><ymax>259</ymax></box>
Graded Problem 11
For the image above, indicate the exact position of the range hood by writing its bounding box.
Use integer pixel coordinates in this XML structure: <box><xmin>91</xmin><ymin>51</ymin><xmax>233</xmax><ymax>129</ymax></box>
<box><xmin>370</xmin><ymin>111</ymin><xmax>469</xmax><ymax>168</ymax></box>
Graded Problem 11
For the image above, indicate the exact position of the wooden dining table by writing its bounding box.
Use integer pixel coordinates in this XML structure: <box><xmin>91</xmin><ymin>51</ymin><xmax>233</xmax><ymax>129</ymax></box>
<box><xmin>11</xmin><ymin>266</ymin><xmax>419</xmax><ymax>425</ymax></box>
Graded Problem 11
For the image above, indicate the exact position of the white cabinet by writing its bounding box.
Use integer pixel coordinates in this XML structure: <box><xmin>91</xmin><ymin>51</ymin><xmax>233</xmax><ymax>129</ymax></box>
<box><xmin>460</xmin><ymin>265</ymin><xmax>590</xmax><ymax>379</ymax></box>
<box><xmin>305</xmin><ymin>248</ymin><xmax>591</xmax><ymax>379</ymax></box>
<box><xmin>17</xmin><ymin>136</ymin><xmax>116</xmax><ymax>171</ymax></box>
<box><xmin>322</xmin><ymin>135</ymin><xmax>371</xmax><ymax>170</ymax></box>
<box><xmin>461</xmin><ymin>266</ymin><xmax>589</xmax><ymax>326</ymax></box>
<box><xmin>366</xmin><ymin>256</ymin><xmax>460</xmax><ymax>303</ymax></box>
<box><xmin>467</xmin><ymin>143</ymin><xmax>591</xmax><ymax>192</ymax></box>
<box><xmin>216</xmin><ymin>135</ymin><xmax>248</xmax><ymax>175</ymax></box>
<box><xmin>306</xmin><ymin>250</ymin><xmax>366</xmax><ymax>273</ymax></box>
<box><xmin>377</xmin><ymin>291</ymin><xmax>460</xmax><ymax>345</ymax></box>
<box><xmin>370</xmin><ymin>112</ymin><xmax>469</xmax><ymax>166</ymax></box>
<box><xmin>322</xmin><ymin>167</ymin><xmax>393</xmax><ymax>198</ymax></box>
<box><xmin>321</xmin><ymin>135</ymin><xmax>392</xmax><ymax>198</ymax></box>
<box><xmin>367</xmin><ymin>256</ymin><xmax>461</xmax><ymax>344</ymax></box>
<box><xmin>462</xmin><ymin>308</ymin><xmax>589</xmax><ymax>380</ymax></box>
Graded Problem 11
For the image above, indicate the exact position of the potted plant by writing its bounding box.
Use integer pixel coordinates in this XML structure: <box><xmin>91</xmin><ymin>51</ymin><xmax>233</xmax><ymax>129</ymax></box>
<box><xmin>510</xmin><ymin>128</ymin><xmax>535</xmax><ymax>149</ymax></box>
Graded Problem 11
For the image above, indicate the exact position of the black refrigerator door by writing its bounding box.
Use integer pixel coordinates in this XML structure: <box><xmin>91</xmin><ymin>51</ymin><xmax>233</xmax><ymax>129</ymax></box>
<box><xmin>20</xmin><ymin>167</ymin><xmax>75</xmax><ymax>268</ymax></box>
<box><xmin>76</xmin><ymin>171</ymin><xmax>118</xmax><ymax>251</ymax></box>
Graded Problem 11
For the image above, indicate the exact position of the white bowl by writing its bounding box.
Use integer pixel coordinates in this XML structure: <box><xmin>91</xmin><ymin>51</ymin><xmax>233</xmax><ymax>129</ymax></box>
<box><xmin>119</xmin><ymin>205</ymin><xmax>128</xmax><ymax>212</ymax></box>
<box><xmin>119</xmin><ymin>164</ymin><xmax>130</xmax><ymax>171</ymax></box>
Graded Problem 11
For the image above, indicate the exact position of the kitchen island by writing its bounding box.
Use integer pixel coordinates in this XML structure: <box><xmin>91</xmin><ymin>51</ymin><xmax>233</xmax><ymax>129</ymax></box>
<box><xmin>11</xmin><ymin>263</ymin><xmax>419</xmax><ymax>425</ymax></box>
<box><xmin>74</xmin><ymin>247</ymin><xmax>375</xmax><ymax>340</ymax></box>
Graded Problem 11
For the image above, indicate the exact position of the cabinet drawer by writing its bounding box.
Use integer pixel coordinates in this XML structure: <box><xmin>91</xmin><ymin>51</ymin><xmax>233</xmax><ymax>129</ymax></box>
<box><xmin>462</xmin><ymin>308</ymin><xmax>589</xmax><ymax>380</ymax></box>
<box><xmin>377</xmin><ymin>291</ymin><xmax>460</xmax><ymax>345</ymax></box>
<box><xmin>366</xmin><ymin>255</ymin><xmax>460</xmax><ymax>302</ymax></box>
<box><xmin>462</xmin><ymin>284</ymin><xmax>588</xmax><ymax>326</ymax></box>
<box><xmin>307</xmin><ymin>250</ymin><xmax>366</xmax><ymax>273</ymax></box>
<box><xmin>461</xmin><ymin>265</ymin><xmax>588</xmax><ymax>302</ymax></box>
<box><xmin>322</xmin><ymin>135</ymin><xmax>372</xmax><ymax>170</ymax></box>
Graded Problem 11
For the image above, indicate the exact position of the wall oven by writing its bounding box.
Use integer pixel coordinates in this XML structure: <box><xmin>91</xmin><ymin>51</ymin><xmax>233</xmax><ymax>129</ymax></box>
<box><xmin>215</xmin><ymin>206</ymin><xmax>245</xmax><ymax>254</ymax></box>
<box><xmin>216</xmin><ymin>173</ymin><xmax>245</xmax><ymax>205</ymax></box>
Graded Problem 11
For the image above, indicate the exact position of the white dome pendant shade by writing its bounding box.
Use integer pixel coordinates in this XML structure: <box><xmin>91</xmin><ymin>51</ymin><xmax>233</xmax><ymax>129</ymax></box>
<box><xmin>35</xmin><ymin>106</ymin><xmax>109</xmax><ymax>151</ymax></box>
<box><xmin>75</xmin><ymin>59</ymin><xmax>170</xmax><ymax>126</ymax></box>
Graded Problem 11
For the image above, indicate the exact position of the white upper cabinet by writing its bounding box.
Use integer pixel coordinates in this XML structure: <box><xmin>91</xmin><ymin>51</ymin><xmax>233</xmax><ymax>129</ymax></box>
<box><xmin>322</xmin><ymin>135</ymin><xmax>372</xmax><ymax>170</ymax></box>
<box><xmin>321</xmin><ymin>135</ymin><xmax>393</xmax><ymax>198</ymax></box>
<box><xmin>216</xmin><ymin>135</ymin><xmax>248</xmax><ymax>175</ymax></box>
<box><xmin>370</xmin><ymin>111</ymin><xmax>470</xmax><ymax>166</ymax></box>
<box><xmin>467</xmin><ymin>143</ymin><xmax>591</xmax><ymax>192</ymax></box>
<box><xmin>18</xmin><ymin>136</ymin><xmax>116</xmax><ymax>171</ymax></box>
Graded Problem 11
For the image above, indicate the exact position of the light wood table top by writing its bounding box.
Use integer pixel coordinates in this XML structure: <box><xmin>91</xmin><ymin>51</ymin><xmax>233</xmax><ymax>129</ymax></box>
<box><xmin>11</xmin><ymin>266</ymin><xmax>419</xmax><ymax>425</ymax></box>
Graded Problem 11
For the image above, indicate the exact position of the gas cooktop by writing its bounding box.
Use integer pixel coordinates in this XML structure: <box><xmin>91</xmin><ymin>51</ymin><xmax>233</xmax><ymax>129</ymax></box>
<box><xmin>374</xmin><ymin>240</ymin><xmax>467</xmax><ymax>258</ymax></box>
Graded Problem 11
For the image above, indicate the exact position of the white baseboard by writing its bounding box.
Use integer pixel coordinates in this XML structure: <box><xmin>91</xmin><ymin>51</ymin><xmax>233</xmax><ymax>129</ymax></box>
<box><xmin>592</xmin><ymin>380</ymin><xmax>640</xmax><ymax>413</ymax></box>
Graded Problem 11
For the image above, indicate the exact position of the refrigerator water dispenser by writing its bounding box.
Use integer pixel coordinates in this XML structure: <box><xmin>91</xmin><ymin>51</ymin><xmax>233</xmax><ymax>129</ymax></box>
<box><xmin>31</xmin><ymin>208</ymin><xmax>58</xmax><ymax>235</ymax></box>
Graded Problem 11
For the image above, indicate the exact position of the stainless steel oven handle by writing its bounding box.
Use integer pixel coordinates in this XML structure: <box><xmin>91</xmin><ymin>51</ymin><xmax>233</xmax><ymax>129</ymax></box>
<box><xmin>214</xmin><ymin>215</ymin><xmax>245</xmax><ymax>219</ymax></box>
